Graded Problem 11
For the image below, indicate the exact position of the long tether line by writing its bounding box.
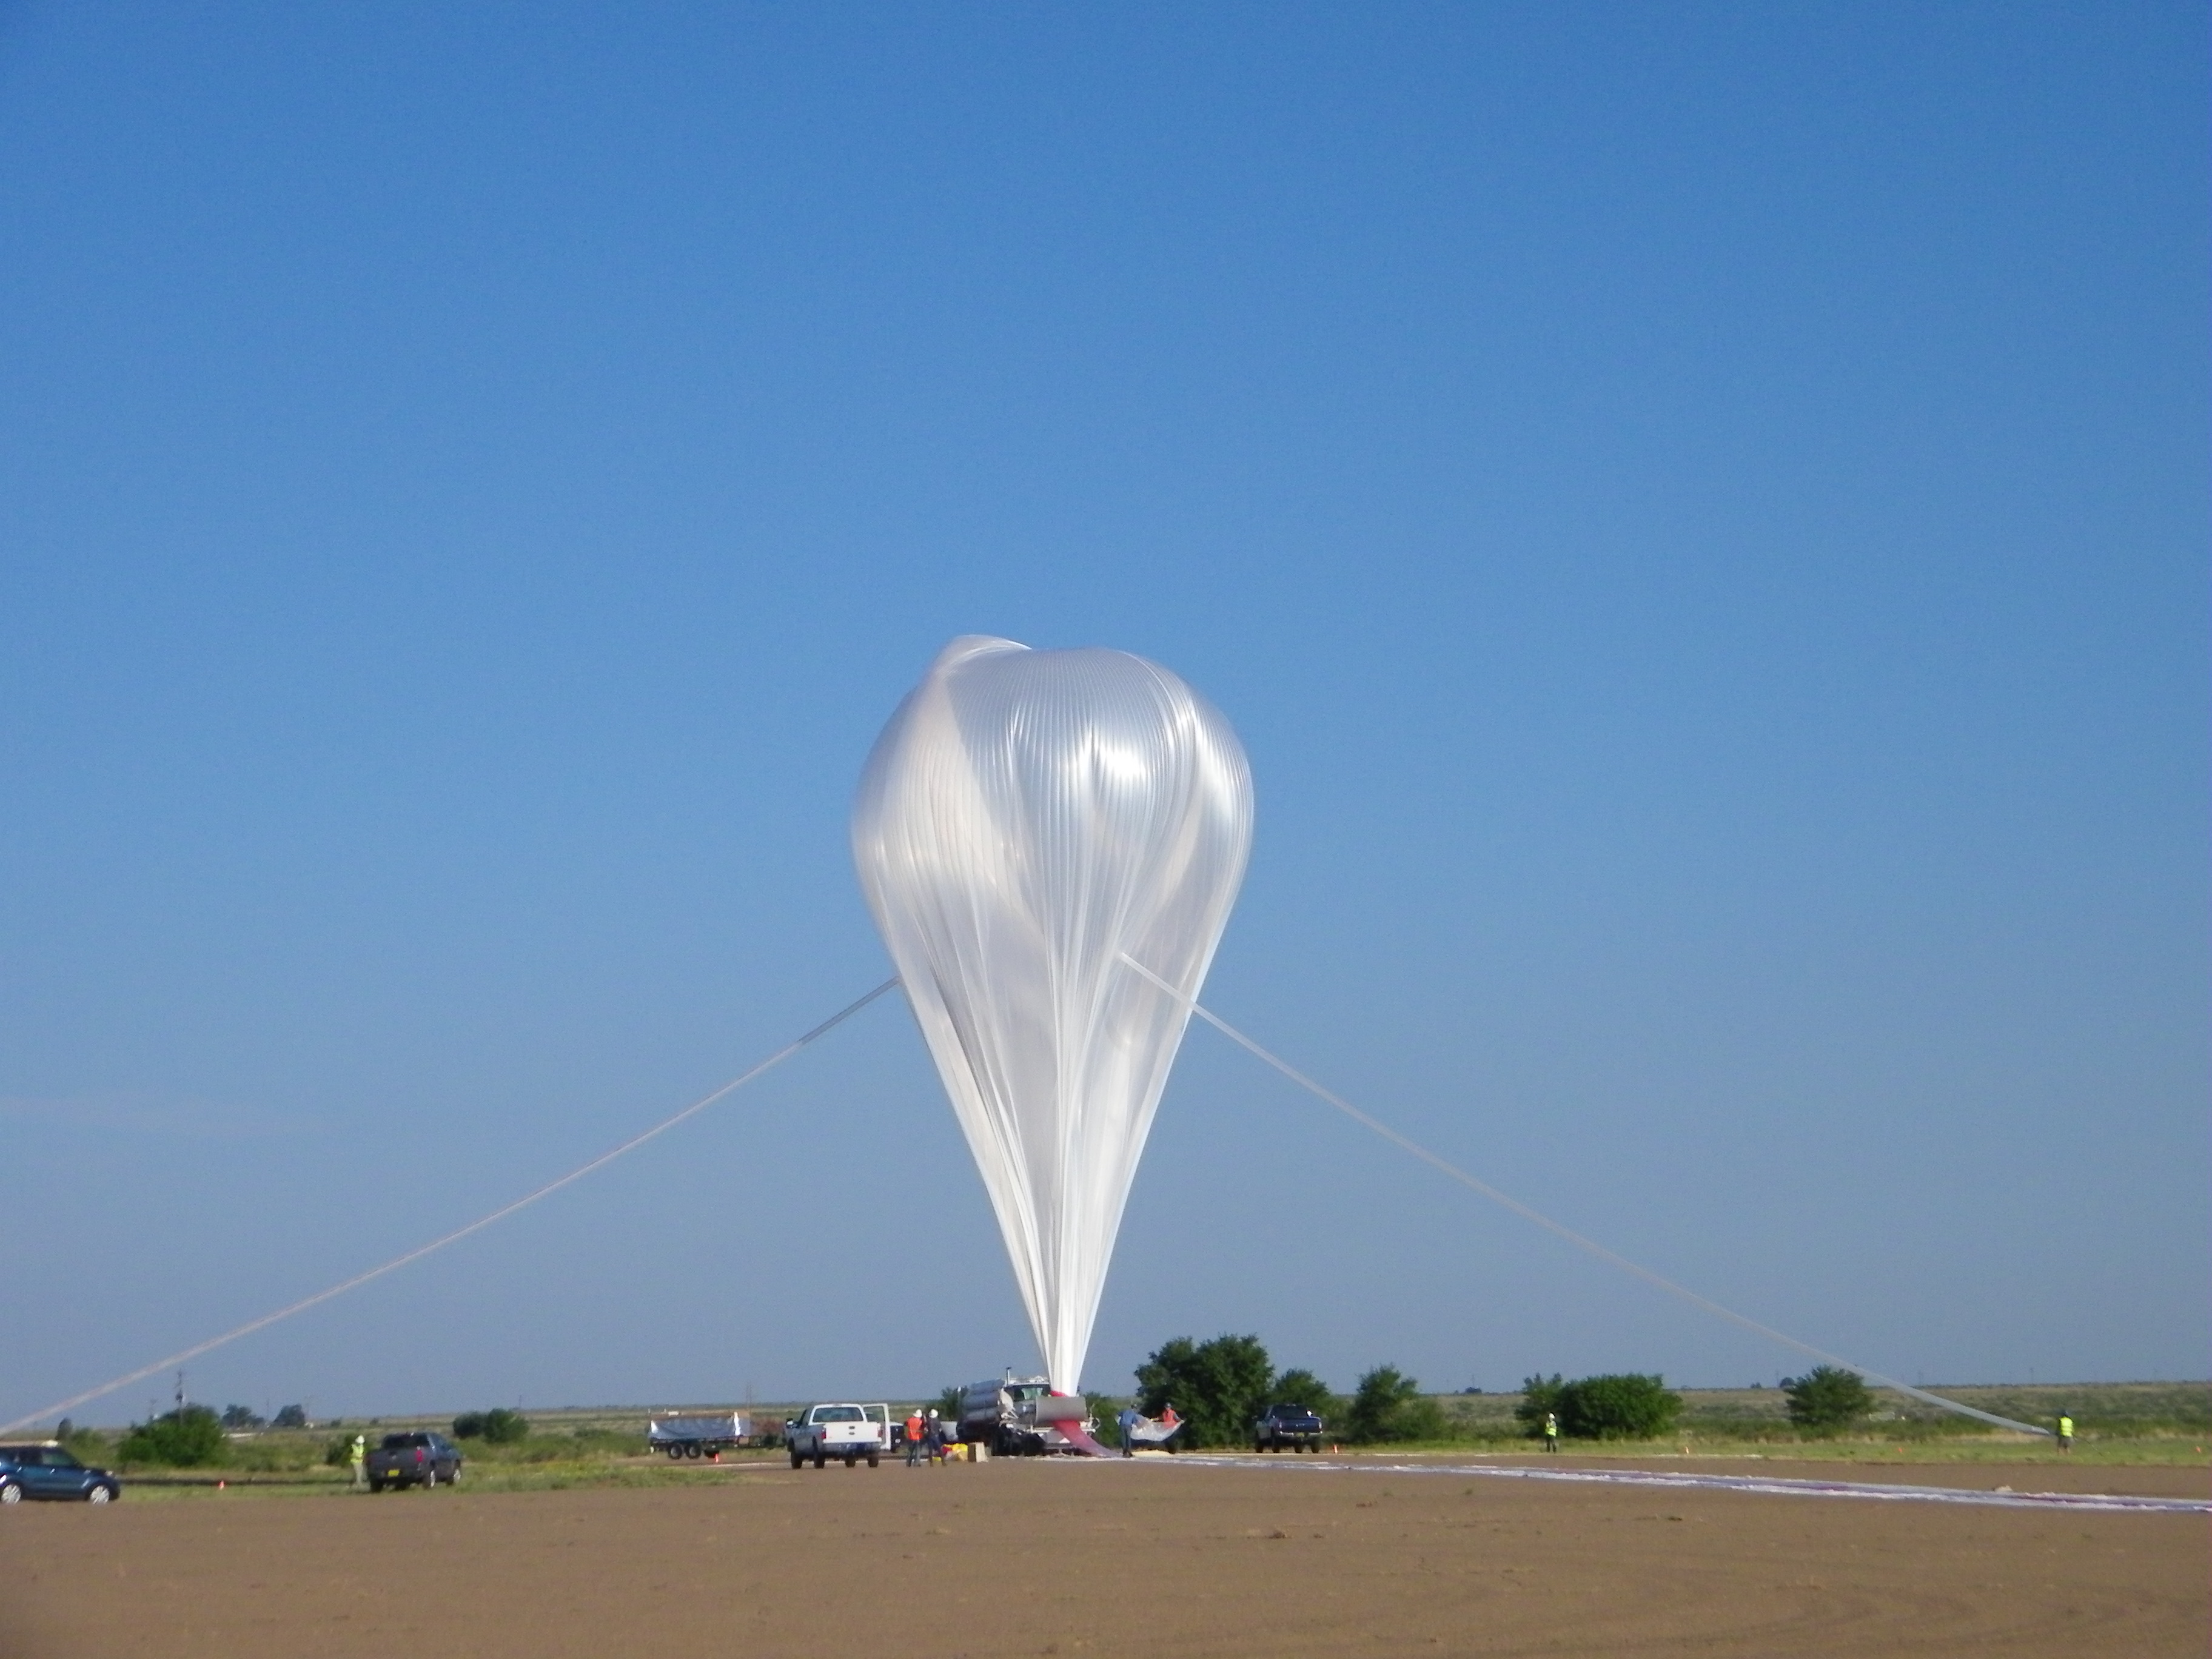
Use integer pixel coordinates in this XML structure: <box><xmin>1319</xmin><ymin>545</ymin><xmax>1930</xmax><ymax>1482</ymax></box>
<box><xmin>0</xmin><ymin>980</ymin><xmax>899</xmax><ymax>1438</ymax></box>
<box><xmin>1119</xmin><ymin>954</ymin><xmax>2048</xmax><ymax>1438</ymax></box>
<box><xmin>12</xmin><ymin>962</ymin><xmax>2045</xmax><ymax>1441</ymax></box>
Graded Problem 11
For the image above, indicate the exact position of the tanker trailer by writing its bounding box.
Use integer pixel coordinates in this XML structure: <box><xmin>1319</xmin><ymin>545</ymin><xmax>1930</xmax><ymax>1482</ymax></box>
<box><xmin>956</xmin><ymin>1376</ymin><xmax>1112</xmax><ymax>1456</ymax></box>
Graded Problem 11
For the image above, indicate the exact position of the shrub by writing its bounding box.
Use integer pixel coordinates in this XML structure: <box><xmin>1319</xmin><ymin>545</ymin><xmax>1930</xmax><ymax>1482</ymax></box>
<box><xmin>1782</xmin><ymin>1367</ymin><xmax>1875</xmax><ymax>1432</ymax></box>
<box><xmin>118</xmin><ymin>1405</ymin><xmax>227</xmax><ymax>1467</ymax></box>
<box><xmin>1514</xmin><ymin>1374</ymin><xmax>1564</xmax><ymax>1438</ymax></box>
<box><xmin>220</xmin><ymin>1404</ymin><xmax>264</xmax><ymax>1430</ymax></box>
<box><xmin>1555</xmin><ymin>1374</ymin><xmax>1681</xmax><ymax>1440</ymax></box>
<box><xmin>1345</xmin><ymin>1366</ymin><xmax>1449</xmax><ymax>1444</ymax></box>
<box><xmin>1136</xmin><ymin>1335</ymin><xmax>1273</xmax><ymax>1449</ymax></box>
<box><xmin>270</xmin><ymin>1404</ymin><xmax>309</xmax><ymax>1430</ymax></box>
<box><xmin>453</xmin><ymin>1409</ymin><xmax>530</xmax><ymax>1444</ymax></box>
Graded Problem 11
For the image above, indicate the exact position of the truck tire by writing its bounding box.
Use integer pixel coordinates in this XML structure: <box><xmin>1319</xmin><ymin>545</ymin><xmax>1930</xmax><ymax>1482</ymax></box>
<box><xmin>368</xmin><ymin>1478</ymin><xmax>384</xmax><ymax>1493</ymax></box>
<box><xmin>789</xmin><ymin>1447</ymin><xmax>805</xmax><ymax>1469</ymax></box>
<box><xmin>813</xmin><ymin>1449</ymin><xmax>826</xmax><ymax>1469</ymax></box>
<box><xmin>422</xmin><ymin>1467</ymin><xmax>437</xmax><ymax>1489</ymax></box>
<box><xmin>685</xmin><ymin>1443</ymin><xmax>702</xmax><ymax>1460</ymax></box>
<box><xmin>667</xmin><ymin>1446</ymin><xmax>685</xmax><ymax>1460</ymax></box>
<box><xmin>843</xmin><ymin>1451</ymin><xmax>856</xmax><ymax>1468</ymax></box>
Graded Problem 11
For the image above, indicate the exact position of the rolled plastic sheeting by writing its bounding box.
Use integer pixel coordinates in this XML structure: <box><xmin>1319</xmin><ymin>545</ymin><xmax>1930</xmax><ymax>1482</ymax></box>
<box><xmin>854</xmin><ymin>637</ymin><xmax>1253</xmax><ymax>1393</ymax></box>
<box><xmin>1030</xmin><ymin>1394</ymin><xmax>1092</xmax><ymax>1423</ymax></box>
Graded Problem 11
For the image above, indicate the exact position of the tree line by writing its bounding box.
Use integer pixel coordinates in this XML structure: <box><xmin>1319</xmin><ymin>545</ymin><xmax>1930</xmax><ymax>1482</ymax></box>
<box><xmin>1107</xmin><ymin>1338</ymin><xmax>1881</xmax><ymax>1447</ymax></box>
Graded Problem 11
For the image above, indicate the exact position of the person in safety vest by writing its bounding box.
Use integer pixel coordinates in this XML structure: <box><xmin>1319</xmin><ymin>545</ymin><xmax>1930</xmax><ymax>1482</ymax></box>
<box><xmin>1544</xmin><ymin>1412</ymin><xmax>1560</xmax><ymax>1453</ymax></box>
<box><xmin>349</xmin><ymin>1433</ymin><xmax>367</xmax><ymax>1489</ymax></box>
<box><xmin>905</xmin><ymin>1409</ymin><xmax>927</xmax><ymax>1466</ymax></box>
<box><xmin>926</xmin><ymin>1409</ymin><xmax>947</xmax><ymax>1464</ymax></box>
<box><xmin>2057</xmin><ymin>1413</ymin><xmax>2074</xmax><ymax>1452</ymax></box>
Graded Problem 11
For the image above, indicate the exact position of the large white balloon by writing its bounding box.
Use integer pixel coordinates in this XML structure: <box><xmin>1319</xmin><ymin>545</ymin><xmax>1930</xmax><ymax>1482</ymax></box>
<box><xmin>853</xmin><ymin>637</ymin><xmax>1253</xmax><ymax>1392</ymax></box>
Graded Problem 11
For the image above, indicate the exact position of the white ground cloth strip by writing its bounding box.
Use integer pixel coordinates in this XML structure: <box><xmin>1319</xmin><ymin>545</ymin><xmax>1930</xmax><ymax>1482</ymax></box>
<box><xmin>1165</xmin><ymin>1455</ymin><xmax>2211</xmax><ymax>1515</ymax></box>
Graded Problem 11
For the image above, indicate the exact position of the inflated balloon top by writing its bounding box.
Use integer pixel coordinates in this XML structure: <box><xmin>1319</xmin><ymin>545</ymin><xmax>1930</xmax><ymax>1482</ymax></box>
<box><xmin>853</xmin><ymin>637</ymin><xmax>1253</xmax><ymax>1392</ymax></box>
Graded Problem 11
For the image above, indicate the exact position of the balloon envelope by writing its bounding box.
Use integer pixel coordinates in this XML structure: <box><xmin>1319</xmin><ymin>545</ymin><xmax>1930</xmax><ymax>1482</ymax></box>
<box><xmin>853</xmin><ymin>637</ymin><xmax>1253</xmax><ymax>1392</ymax></box>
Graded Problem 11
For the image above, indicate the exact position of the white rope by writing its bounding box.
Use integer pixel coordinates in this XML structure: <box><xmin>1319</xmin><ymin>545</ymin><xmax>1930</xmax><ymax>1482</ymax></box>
<box><xmin>0</xmin><ymin>980</ymin><xmax>899</xmax><ymax>1437</ymax></box>
<box><xmin>1120</xmin><ymin>954</ymin><xmax>2049</xmax><ymax>1438</ymax></box>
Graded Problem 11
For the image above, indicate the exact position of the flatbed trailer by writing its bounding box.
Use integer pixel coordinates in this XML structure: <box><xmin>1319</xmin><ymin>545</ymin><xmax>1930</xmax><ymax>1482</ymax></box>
<box><xmin>646</xmin><ymin>1413</ymin><xmax>756</xmax><ymax>1460</ymax></box>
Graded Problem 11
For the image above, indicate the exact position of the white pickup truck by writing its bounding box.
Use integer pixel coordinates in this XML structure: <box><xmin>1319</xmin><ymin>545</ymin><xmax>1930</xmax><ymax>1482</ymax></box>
<box><xmin>783</xmin><ymin>1403</ymin><xmax>891</xmax><ymax>1469</ymax></box>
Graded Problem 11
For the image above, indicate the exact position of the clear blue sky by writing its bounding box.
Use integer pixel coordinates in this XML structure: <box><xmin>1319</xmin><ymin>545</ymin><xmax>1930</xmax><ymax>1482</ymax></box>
<box><xmin>2</xmin><ymin>3</ymin><xmax>2203</xmax><ymax>1422</ymax></box>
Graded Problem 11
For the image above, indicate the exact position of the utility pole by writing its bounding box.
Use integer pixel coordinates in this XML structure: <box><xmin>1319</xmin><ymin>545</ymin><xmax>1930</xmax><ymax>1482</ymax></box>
<box><xmin>175</xmin><ymin>1370</ymin><xmax>186</xmax><ymax>1413</ymax></box>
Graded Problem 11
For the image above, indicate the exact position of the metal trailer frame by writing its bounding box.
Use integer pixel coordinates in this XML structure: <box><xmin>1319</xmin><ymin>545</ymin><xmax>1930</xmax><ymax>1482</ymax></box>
<box><xmin>646</xmin><ymin>1413</ymin><xmax>756</xmax><ymax>1461</ymax></box>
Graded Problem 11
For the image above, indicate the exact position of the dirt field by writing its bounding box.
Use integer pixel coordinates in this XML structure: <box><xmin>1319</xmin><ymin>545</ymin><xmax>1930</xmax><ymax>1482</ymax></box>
<box><xmin>3</xmin><ymin>1455</ymin><xmax>2204</xmax><ymax>1657</ymax></box>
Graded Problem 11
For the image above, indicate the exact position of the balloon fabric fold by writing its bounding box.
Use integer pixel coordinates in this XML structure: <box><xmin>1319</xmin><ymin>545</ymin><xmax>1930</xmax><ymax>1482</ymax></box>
<box><xmin>853</xmin><ymin>637</ymin><xmax>1253</xmax><ymax>1393</ymax></box>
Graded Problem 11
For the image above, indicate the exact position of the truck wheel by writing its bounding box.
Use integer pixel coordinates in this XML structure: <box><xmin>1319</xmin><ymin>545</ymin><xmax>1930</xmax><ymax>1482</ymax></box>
<box><xmin>843</xmin><ymin>1452</ymin><xmax>857</xmax><ymax>1468</ymax></box>
<box><xmin>813</xmin><ymin>1450</ymin><xmax>826</xmax><ymax>1469</ymax></box>
<box><xmin>685</xmin><ymin>1443</ymin><xmax>702</xmax><ymax>1460</ymax></box>
<box><xmin>422</xmin><ymin>1468</ymin><xmax>437</xmax><ymax>1489</ymax></box>
<box><xmin>866</xmin><ymin>1450</ymin><xmax>880</xmax><ymax>1468</ymax></box>
<box><xmin>666</xmin><ymin>1446</ymin><xmax>683</xmax><ymax>1460</ymax></box>
<box><xmin>789</xmin><ymin>1448</ymin><xmax>805</xmax><ymax>1470</ymax></box>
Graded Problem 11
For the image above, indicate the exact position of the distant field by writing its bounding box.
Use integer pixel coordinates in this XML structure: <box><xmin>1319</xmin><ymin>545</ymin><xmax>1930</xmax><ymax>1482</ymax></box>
<box><xmin>1433</xmin><ymin>1380</ymin><xmax>2211</xmax><ymax>1461</ymax></box>
<box><xmin>70</xmin><ymin>1379</ymin><xmax>2210</xmax><ymax>1498</ymax></box>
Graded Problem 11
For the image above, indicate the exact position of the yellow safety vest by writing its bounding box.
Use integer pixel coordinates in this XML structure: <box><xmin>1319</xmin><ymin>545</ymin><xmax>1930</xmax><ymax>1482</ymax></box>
<box><xmin>2058</xmin><ymin>1417</ymin><xmax>2073</xmax><ymax>1436</ymax></box>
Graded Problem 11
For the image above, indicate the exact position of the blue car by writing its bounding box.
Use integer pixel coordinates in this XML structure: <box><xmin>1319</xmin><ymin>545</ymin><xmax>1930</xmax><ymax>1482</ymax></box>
<box><xmin>0</xmin><ymin>1443</ymin><xmax>122</xmax><ymax>1504</ymax></box>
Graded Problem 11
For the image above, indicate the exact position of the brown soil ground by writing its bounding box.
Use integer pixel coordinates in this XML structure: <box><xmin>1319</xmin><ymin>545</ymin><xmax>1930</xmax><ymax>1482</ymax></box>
<box><xmin>3</xmin><ymin>1456</ymin><xmax>2204</xmax><ymax>1657</ymax></box>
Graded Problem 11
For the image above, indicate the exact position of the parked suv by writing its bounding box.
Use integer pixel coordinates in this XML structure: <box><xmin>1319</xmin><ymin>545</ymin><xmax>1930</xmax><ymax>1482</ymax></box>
<box><xmin>0</xmin><ymin>1443</ymin><xmax>122</xmax><ymax>1503</ymax></box>
<box><xmin>1253</xmin><ymin>1403</ymin><xmax>1325</xmax><ymax>1454</ymax></box>
<box><xmin>366</xmin><ymin>1432</ymin><xmax>464</xmax><ymax>1491</ymax></box>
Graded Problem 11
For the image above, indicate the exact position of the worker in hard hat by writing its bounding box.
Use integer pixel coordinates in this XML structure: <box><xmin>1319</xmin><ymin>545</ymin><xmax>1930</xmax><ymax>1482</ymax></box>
<box><xmin>1543</xmin><ymin>1412</ymin><xmax>1560</xmax><ymax>1453</ymax></box>
<box><xmin>349</xmin><ymin>1432</ymin><xmax>367</xmax><ymax>1489</ymax></box>
<box><xmin>904</xmin><ymin>1408</ymin><xmax>927</xmax><ymax>1466</ymax></box>
<box><xmin>925</xmin><ymin>1410</ymin><xmax>947</xmax><ymax>1464</ymax></box>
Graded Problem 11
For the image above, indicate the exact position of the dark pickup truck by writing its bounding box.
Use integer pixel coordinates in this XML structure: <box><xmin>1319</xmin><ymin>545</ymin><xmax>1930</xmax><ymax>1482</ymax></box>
<box><xmin>367</xmin><ymin>1431</ymin><xmax>464</xmax><ymax>1491</ymax></box>
<box><xmin>1253</xmin><ymin>1403</ymin><xmax>1325</xmax><ymax>1453</ymax></box>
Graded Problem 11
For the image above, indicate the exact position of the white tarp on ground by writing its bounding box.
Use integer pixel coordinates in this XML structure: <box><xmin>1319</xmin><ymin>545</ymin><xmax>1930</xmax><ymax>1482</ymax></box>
<box><xmin>854</xmin><ymin>637</ymin><xmax>1252</xmax><ymax>1393</ymax></box>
